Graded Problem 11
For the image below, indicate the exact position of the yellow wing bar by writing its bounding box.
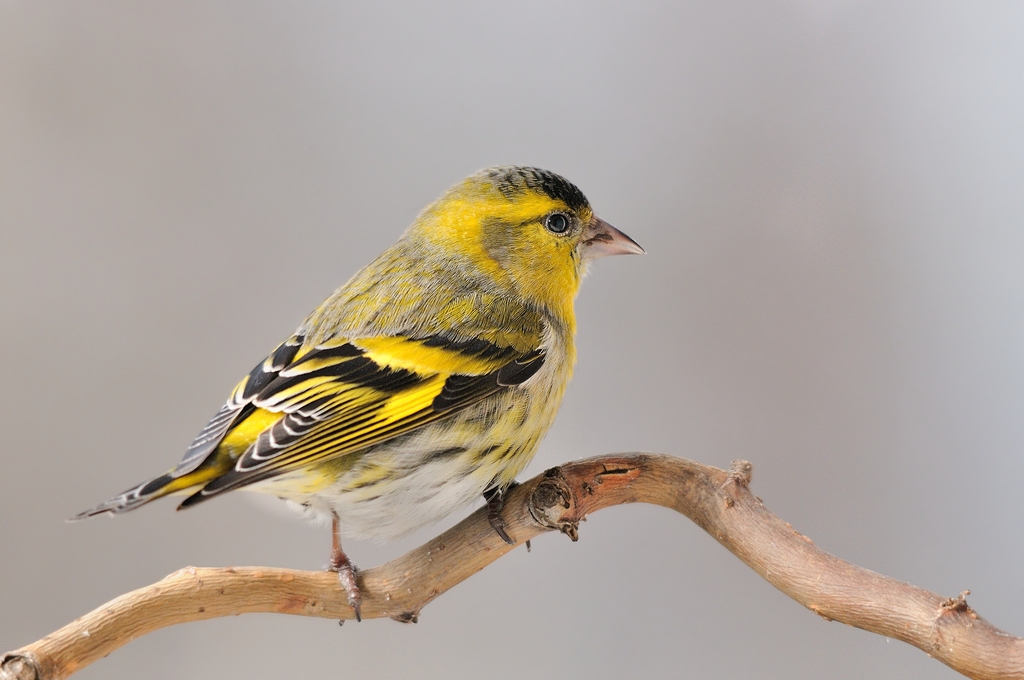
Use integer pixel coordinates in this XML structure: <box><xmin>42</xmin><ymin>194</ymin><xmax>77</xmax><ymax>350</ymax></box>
<box><xmin>176</xmin><ymin>334</ymin><xmax>545</xmax><ymax>507</ymax></box>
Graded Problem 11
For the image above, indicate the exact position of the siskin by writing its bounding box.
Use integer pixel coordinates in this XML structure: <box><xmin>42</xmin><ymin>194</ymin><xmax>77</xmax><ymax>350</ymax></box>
<box><xmin>76</xmin><ymin>166</ymin><xmax>644</xmax><ymax>618</ymax></box>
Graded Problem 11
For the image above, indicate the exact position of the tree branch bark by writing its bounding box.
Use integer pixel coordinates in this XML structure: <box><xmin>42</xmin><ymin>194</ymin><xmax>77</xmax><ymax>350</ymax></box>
<box><xmin>3</xmin><ymin>454</ymin><xmax>1022</xmax><ymax>680</ymax></box>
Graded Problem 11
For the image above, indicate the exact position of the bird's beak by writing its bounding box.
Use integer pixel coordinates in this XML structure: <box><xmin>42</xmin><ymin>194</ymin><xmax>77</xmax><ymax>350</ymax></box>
<box><xmin>580</xmin><ymin>216</ymin><xmax>645</xmax><ymax>260</ymax></box>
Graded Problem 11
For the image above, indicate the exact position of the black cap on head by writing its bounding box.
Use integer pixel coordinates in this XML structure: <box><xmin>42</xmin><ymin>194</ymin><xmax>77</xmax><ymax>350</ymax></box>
<box><xmin>484</xmin><ymin>166</ymin><xmax>590</xmax><ymax>213</ymax></box>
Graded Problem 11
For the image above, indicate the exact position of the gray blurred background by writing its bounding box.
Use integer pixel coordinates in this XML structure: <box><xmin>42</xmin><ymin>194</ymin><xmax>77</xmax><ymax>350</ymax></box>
<box><xmin>2</xmin><ymin>2</ymin><xmax>1023</xmax><ymax>678</ymax></box>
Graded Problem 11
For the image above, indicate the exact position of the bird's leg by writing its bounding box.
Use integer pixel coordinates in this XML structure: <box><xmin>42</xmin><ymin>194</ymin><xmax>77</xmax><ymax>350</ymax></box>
<box><xmin>328</xmin><ymin>512</ymin><xmax>362</xmax><ymax>622</ymax></box>
<box><xmin>483</xmin><ymin>482</ymin><xmax>529</xmax><ymax>550</ymax></box>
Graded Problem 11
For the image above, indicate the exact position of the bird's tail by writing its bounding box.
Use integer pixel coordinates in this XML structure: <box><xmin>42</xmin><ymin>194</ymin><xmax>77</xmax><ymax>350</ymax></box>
<box><xmin>70</xmin><ymin>467</ymin><xmax>219</xmax><ymax>520</ymax></box>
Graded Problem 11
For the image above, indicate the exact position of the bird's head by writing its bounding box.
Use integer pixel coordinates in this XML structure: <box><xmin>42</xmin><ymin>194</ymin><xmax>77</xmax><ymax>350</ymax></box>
<box><xmin>412</xmin><ymin>166</ymin><xmax>644</xmax><ymax>317</ymax></box>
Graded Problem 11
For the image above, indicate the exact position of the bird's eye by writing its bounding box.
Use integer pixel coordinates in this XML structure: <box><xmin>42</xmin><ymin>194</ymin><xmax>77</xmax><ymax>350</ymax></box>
<box><xmin>544</xmin><ymin>213</ymin><xmax>570</xmax><ymax>234</ymax></box>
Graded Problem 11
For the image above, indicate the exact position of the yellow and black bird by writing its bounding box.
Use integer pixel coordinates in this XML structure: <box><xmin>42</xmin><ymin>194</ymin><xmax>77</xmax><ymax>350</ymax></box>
<box><xmin>76</xmin><ymin>166</ymin><xmax>644</xmax><ymax>619</ymax></box>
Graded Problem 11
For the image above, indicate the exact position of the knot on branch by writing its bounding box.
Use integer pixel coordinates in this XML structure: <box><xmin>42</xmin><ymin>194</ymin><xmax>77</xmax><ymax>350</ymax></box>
<box><xmin>931</xmin><ymin>590</ymin><xmax>982</xmax><ymax>659</ymax></box>
<box><xmin>729</xmin><ymin>460</ymin><xmax>753</xmax><ymax>486</ymax></box>
<box><xmin>718</xmin><ymin>460</ymin><xmax>754</xmax><ymax>507</ymax></box>
<box><xmin>390</xmin><ymin>611</ymin><xmax>419</xmax><ymax>624</ymax></box>
<box><xmin>529</xmin><ymin>467</ymin><xmax>579</xmax><ymax>541</ymax></box>
<box><xmin>939</xmin><ymin>590</ymin><xmax>973</xmax><ymax>615</ymax></box>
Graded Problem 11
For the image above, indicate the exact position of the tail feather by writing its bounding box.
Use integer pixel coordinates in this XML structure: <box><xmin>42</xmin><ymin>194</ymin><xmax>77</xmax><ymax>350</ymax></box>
<box><xmin>70</xmin><ymin>473</ymin><xmax>173</xmax><ymax>520</ymax></box>
<box><xmin>71</xmin><ymin>469</ymin><xmax>213</xmax><ymax>520</ymax></box>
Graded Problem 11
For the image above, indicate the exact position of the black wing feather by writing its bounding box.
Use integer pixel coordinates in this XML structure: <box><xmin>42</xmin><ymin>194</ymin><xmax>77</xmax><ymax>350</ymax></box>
<box><xmin>178</xmin><ymin>341</ymin><xmax>546</xmax><ymax>506</ymax></box>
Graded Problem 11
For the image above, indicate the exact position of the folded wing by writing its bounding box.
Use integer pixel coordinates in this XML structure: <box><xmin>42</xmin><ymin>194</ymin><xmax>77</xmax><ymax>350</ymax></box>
<box><xmin>176</xmin><ymin>333</ymin><xmax>545</xmax><ymax>507</ymax></box>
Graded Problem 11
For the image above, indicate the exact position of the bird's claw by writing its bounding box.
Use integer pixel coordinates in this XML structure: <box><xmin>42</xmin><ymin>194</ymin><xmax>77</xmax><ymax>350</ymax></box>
<box><xmin>488</xmin><ymin>512</ymin><xmax>515</xmax><ymax>545</ymax></box>
<box><xmin>484</xmin><ymin>483</ymin><xmax>518</xmax><ymax>546</ymax></box>
<box><xmin>330</xmin><ymin>559</ymin><xmax>362</xmax><ymax>622</ymax></box>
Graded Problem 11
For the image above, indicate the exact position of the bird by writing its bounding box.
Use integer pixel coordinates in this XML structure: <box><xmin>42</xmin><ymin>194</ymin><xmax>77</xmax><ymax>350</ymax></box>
<box><xmin>74</xmin><ymin>165</ymin><xmax>644</xmax><ymax>620</ymax></box>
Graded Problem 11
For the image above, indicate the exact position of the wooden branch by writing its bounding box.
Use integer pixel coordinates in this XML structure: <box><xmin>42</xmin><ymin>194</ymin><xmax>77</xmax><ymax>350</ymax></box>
<box><xmin>4</xmin><ymin>454</ymin><xmax>1022</xmax><ymax>680</ymax></box>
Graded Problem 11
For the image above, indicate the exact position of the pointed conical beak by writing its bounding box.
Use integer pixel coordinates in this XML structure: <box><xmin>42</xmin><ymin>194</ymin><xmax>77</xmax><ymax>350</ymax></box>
<box><xmin>580</xmin><ymin>216</ymin><xmax>645</xmax><ymax>260</ymax></box>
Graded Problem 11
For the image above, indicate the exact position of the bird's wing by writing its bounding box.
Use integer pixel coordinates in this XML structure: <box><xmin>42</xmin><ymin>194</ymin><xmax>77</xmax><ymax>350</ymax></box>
<box><xmin>169</xmin><ymin>334</ymin><xmax>307</xmax><ymax>478</ymax></box>
<box><xmin>177</xmin><ymin>333</ymin><xmax>545</xmax><ymax>507</ymax></box>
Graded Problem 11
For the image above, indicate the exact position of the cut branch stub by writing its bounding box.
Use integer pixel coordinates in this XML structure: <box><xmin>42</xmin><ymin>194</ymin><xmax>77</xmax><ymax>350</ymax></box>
<box><xmin>528</xmin><ymin>467</ymin><xmax>577</xmax><ymax>540</ymax></box>
<box><xmin>1</xmin><ymin>654</ymin><xmax>43</xmax><ymax>680</ymax></box>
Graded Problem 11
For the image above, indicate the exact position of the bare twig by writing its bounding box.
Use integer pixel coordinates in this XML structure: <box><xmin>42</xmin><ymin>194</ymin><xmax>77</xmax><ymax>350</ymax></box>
<box><xmin>3</xmin><ymin>454</ymin><xmax>1022</xmax><ymax>680</ymax></box>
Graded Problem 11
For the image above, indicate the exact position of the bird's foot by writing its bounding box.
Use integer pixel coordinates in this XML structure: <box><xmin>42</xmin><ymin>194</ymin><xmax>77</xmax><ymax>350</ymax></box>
<box><xmin>328</xmin><ymin>551</ymin><xmax>362</xmax><ymax>622</ymax></box>
<box><xmin>484</xmin><ymin>482</ymin><xmax>529</xmax><ymax>550</ymax></box>
<box><xmin>328</xmin><ymin>514</ymin><xmax>362</xmax><ymax>622</ymax></box>
<box><xmin>331</xmin><ymin>516</ymin><xmax>364</xmax><ymax>622</ymax></box>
